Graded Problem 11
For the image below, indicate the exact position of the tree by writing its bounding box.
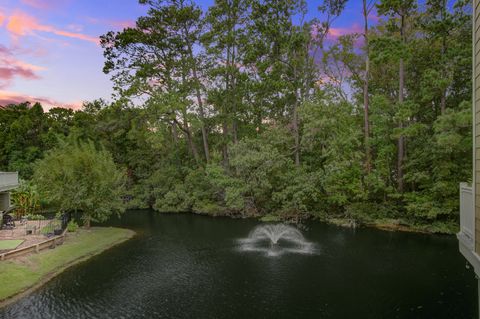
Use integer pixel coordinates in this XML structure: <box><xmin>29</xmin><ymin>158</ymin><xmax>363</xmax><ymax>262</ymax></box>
<box><xmin>202</xmin><ymin>0</ymin><xmax>250</xmax><ymax>166</ymax></box>
<box><xmin>0</xmin><ymin>102</ymin><xmax>50</xmax><ymax>178</ymax></box>
<box><xmin>420</xmin><ymin>0</ymin><xmax>471</xmax><ymax>115</ymax></box>
<box><xmin>301</xmin><ymin>92</ymin><xmax>365</xmax><ymax>208</ymax></box>
<box><xmin>0</xmin><ymin>0</ymin><xmax>472</xmax><ymax>232</ymax></box>
<box><xmin>101</xmin><ymin>0</ymin><xmax>208</xmax><ymax>162</ymax></box>
<box><xmin>362</xmin><ymin>0</ymin><xmax>376</xmax><ymax>173</ymax></box>
<box><xmin>377</xmin><ymin>0</ymin><xmax>417</xmax><ymax>192</ymax></box>
<box><xmin>245</xmin><ymin>0</ymin><xmax>308</xmax><ymax>166</ymax></box>
<box><xmin>140</xmin><ymin>0</ymin><xmax>211</xmax><ymax>162</ymax></box>
<box><xmin>246</xmin><ymin>0</ymin><xmax>346</xmax><ymax>167</ymax></box>
<box><xmin>33</xmin><ymin>140</ymin><xmax>126</xmax><ymax>228</ymax></box>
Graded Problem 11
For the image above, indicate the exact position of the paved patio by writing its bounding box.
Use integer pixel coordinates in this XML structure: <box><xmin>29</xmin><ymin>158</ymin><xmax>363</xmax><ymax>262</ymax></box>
<box><xmin>0</xmin><ymin>219</ymin><xmax>53</xmax><ymax>250</ymax></box>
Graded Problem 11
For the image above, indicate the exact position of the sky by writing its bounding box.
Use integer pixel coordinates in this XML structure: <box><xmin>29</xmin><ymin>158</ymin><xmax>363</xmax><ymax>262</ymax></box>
<box><xmin>0</xmin><ymin>0</ymin><xmax>369</xmax><ymax>111</ymax></box>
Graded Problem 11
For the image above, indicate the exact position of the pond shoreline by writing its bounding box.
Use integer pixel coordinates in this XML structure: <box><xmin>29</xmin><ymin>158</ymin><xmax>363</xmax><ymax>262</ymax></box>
<box><xmin>325</xmin><ymin>217</ymin><xmax>456</xmax><ymax>234</ymax></box>
<box><xmin>0</xmin><ymin>211</ymin><xmax>472</xmax><ymax>318</ymax></box>
<box><xmin>150</xmin><ymin>209</ymin><xmax>458</xmax><ymax>235</ymax></box>
<box><xmin>0</xmin><ymin>227</ymin><xmax>135</xmax><ymax>308</ymax></box>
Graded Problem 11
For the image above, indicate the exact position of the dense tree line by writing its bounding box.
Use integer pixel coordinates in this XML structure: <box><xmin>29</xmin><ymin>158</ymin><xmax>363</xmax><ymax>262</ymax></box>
<box><xmin>0</xmin><ymin>0</ymin><xmax>472</xmax><ymax>232</ymax></box>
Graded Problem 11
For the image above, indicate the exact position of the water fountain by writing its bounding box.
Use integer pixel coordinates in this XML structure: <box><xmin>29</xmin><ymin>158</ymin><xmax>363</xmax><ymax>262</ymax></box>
<box><xmin>237</xmin><ymin>224</ymin><xmax>317</xmax><ymax>257</ymax></box>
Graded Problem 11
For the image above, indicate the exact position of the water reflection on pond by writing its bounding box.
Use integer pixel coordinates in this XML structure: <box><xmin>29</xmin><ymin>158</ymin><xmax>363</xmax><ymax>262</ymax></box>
<box><xmin>0</xmin><ymin>210</ymin><xmax>476</xmax><ymax>319</ymax></box>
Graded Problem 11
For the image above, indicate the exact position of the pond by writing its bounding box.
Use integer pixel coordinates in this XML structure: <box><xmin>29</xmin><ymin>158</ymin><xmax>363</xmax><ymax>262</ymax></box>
<box><xmin>0</xmin><ymin>210</ymin><xmax>477</xmax><ymax>319</ymax></box>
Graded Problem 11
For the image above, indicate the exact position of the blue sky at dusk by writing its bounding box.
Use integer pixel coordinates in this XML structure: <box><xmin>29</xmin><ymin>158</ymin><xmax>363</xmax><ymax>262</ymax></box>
<box><xmin>0</xmin><ymin>0</ymin><xmax>370</xmax><ymax>110</ymax></box>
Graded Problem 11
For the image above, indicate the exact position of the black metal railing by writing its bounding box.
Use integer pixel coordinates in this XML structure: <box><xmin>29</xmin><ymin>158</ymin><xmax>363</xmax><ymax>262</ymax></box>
<box><xmin>60</xmin><ymin>212</ymin><xmax>70</xmax><ymax>231</ymax></box>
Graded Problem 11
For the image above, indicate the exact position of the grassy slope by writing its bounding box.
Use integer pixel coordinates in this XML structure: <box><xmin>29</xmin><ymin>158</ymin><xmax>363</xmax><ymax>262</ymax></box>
<box><xmin>0</xmin><ymin>227</ymin><xmax>134</xmax><ymax>302</ymax></box>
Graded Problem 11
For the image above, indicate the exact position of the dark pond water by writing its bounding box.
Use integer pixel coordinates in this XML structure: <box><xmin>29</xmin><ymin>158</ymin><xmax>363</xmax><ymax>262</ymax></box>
<box><xmin>0</xmin><ymin>210</ymin><xmax>477</xmax><ymax>319</ymax></box>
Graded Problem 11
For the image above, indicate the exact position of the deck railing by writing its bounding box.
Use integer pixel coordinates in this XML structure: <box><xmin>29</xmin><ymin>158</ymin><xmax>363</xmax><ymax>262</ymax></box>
<box><xmin>0</xmin><ymin>172</ymin><xmax>19</xmax><ymax>191</ymax></box>
<box><xmin>459</xmin><ymin>183</ymin><xmax>474</xmax><ymax>247</ymax></box>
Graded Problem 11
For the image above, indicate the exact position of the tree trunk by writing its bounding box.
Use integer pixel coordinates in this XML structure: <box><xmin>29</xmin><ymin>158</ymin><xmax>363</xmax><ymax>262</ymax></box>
<box><xmin>182</xmin><ymin>110</ymin><xmax>200</xmax><ymax>163</ymax></box>
<box><xmin>440</xmin><ymin>0</ymin><xmax>447</xmax><ymax>115</ymax></box>
<box><xmin>362</xmin><ymin>0</ymin><xmax>371</xmax><ymax>174</ymax></box>
<box><xmin>191</xmin><ymin>64</ymin><xmax>211</xmax><ymax>163</ymax></box>
<box><xmin>231</xmin><ymin>80</ymin><xmax>238</xmax><ymax>145</ymax></box>
<box><xmin>184</xmin><ymin>30</ymin><xmax>210</xmax><ymax>163</ymax></box>
<box><xmin>232</xmin><ymin>114</ymin><xmax>238</xmax><ymax>144</ymax></box>
<box><xmin>231</xmin><ymin>31</ymin><xmax>238</xmax><ymax>145</ymax></box>
<box><xmin>222</xmin><ymin>121</ymin><xmax>229</xmax><ymax>167</ymax></box>
<box><xmin>291</xmin><ymin>49</ymin><xmax>303</xmax><ymax>167</ymax></box>
<box><xmin>293</xmin><ymin>84</ymin><xmax>301</xmax><ymax>167</ymax></box>
<box><xmin>440</xmin><ymin>90</ymin><xmax>446</xmax><ymax>114</ymax></box>
<box><xmin>223</xmin><ymin>43</ymin><xmax>231</xmax><ymax>166</ymax></box>
<box><xmin>171</xmin><ymin>120</ymin><xmax>179</xmax><ymax>145</ymax></box>
<box><xmin>84</xmin><ymin>215</ymin><xmax>91</xmax><ymax>229</ymax></box>
<box><xmin>397</xmin><ymin>15</ymin><xmax>406</xmax><ymax>193</ymax></box>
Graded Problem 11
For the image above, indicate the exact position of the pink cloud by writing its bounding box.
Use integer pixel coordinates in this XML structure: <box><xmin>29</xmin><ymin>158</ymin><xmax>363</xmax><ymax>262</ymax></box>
<box><xmin>0</xmin><ymin>45</ymin><xmax>45</xmax><ymax>88</ymax></box>
<box><xmin>0</xmin><ymin>67</ymin><xmax>38</xmax><ymax>84</ymax></box>
<box><xmin>85</xmin><ymin>16</ymin><xmax>135</xmax><ymax>31</ymax></box>
<box><xmin>0</xmin><ymin>90</ymin><xmax>83</xmax><ymax>111</ymax></box>
<box><xmin>12</xmin><ymin>45</ymin><xmax>49</xmax><ymax>58</ymax></box>
<box><xmin>20</xmin><ymin>0</ymin><xmax>67</xmax><ymax>10</ymax></box>
<box><xmin>328</xmin><ymin>24</ymin><xmax>363</xmax><ymax>39</ymax></box>
<box><xmin>0</xmin><ymin>11</ymin><xmax>5</xmax><ymax>26</ymax></box>
<box><xmin>311</xmin><ymin>23</ymin><xmax>363</xmax><ymax>42</ymax></box>
<box><xmin>6</xmin><ymin>11</ymin><xmax>98</xmax><ymax>44</ymax></box>
<box><xmin>109</xmin><ymin>20</ymin><xmax>136</xmax><ymax>30</ymax></box>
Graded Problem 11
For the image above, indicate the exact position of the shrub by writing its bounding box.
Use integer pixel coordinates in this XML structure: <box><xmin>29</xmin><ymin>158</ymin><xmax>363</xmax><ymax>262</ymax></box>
<box><xmin>33</xmin><ymin>140</ymin><xmax>126</xmax><ymax>228</ymax></box>
<box><xmin>11</xmin><ymin>181</ymin><xmax>40</xmax><ymax>219</ymax></box>
<box><xmin>67</xmin><ymin>220</ymin><xmax>79</xmax><ymax>232</ymax></box>
<box><xmin>25</xmin><ymin>214</ymin><xmax>45</xmax><ymax>220</ymax></box>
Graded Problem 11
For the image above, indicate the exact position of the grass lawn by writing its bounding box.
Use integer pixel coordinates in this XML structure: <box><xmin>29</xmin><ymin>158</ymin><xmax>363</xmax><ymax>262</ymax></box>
<box><xmin>0</xmin><ymin>227</ymin><xmax>134</xmax><ymax>303</ymax></box>
<box><xmin>0</xmin><ymin>240</ymin><xmax>24</xmax><ymax>251</ymax></box>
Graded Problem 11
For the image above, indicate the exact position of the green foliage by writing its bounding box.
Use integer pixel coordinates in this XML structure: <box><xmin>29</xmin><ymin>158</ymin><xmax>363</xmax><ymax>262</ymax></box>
<box><xmin>33</xmin><ymin>140</ymin><xmax>126</xmax><ymax>227</ymax></box>
<box><xmin>11</xmin><ymin>181</ymin><xmax>40</xmax><ymax>219</ymax></box>
<box><xmin>67</xmin><ymin>221</ymin><xmax>79</xmax><ymax>233</ymax></box>
<box><xmin>0</xmin><ymin>103</ymin><xmax>47</xmax><ymax>178</ymax></box>
<box><xmin>0</xmin><ymin>0</ymin><xmax>472</xmax><ymax>233</ymax></box>
<box><xmin>25</xmin><ymin>214</ymin><xmax>45</xmax><ymax>221</ymax></box>
<box><xmin>376</xmin><ymin>0</ymin><xmax>417</xmax><ymax>18</ymax></box>
<box><xmin>345</xmin><ymin>202</ymin><xmax>400</xmax><ymax>224</ymax></box>
<box><xmin>227</xmin><ymin>137</ymin><xmax>292</xmax><ymax>214</ymax></box>
<box><xmin>301</xmin><ymin>95</ymin><xmax>365</xmax><ymax>206</ymax></box>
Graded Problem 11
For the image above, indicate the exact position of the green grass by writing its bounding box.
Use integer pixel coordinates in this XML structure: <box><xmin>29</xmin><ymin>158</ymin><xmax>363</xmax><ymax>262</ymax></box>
<box><xmin>0</xmin><ymin>227</ymin><xmax>134</xmax><ymax>302</ymax></box>
<box><xmin>0</xmin><ymin>240</ymin><xmax>24</xmax><ymax>250</ymax></box>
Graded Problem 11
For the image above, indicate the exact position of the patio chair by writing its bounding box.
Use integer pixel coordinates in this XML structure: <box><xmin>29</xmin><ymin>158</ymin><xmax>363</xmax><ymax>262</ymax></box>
<box><xmin>2</xmin><ymin>214</ymin><xmax>15</xmax><ymax>229</ymax></box>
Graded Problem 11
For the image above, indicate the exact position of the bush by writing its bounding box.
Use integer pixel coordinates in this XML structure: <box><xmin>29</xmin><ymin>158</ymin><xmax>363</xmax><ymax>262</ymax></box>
<box><xmin>67</xmin><ymin>220</ymin><xmax>79</xmax><ymax>232</ymax></box>
<box><xmin>33</xmin><ymin>140</ymin><xmax>126</xmax><ymax>228</ymax></box>
<box><xmin>12</xmin><ymin>181</ymin><xmax>40</xmax><ymax>219</ymax></box>
<box><xmin>25</xmin><ymin>214</ymin><xmax>45</xmax><ymax>220</ymax></box>
<box><xmin>344</xmin><ymin>202</ymin><xmax>399</xmax><ymax>224</ymax></box>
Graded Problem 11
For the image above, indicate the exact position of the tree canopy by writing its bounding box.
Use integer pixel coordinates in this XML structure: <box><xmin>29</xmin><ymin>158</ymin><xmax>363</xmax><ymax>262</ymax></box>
<box><xmin>32</xmin><ymin>140</ymin><xmax>126</xmax><ymax>227</ymax></box>
<box><xmin>0</xmin><ymin>0</ymin><xmax>473</xmax><ymax>233</ymax></box>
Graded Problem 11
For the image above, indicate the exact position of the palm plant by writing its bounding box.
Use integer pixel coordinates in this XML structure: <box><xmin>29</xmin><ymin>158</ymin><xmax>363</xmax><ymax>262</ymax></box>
<box><xmin>11</xmin><ymin>181</ymin><xmax>40</xmax><ymax>219</ymax></box>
